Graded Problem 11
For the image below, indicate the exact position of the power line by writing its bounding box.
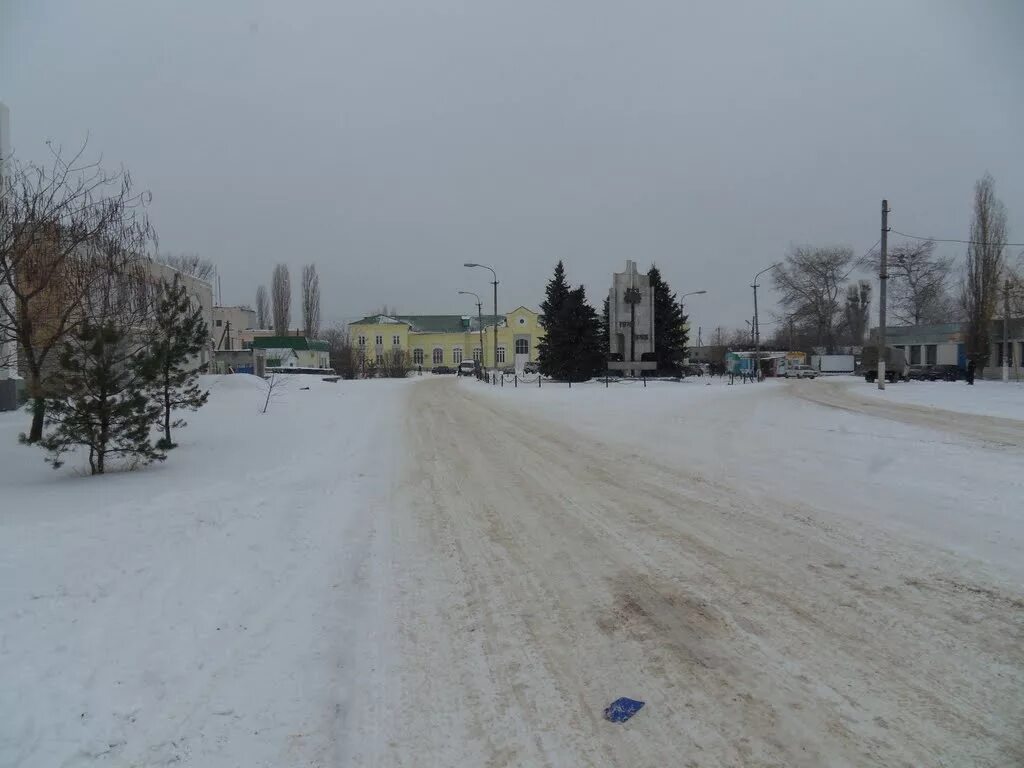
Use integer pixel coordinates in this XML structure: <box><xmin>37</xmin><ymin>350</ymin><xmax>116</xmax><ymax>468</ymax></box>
<box><xmin>889</xmin><ymin>229</ymin><xmax>1024</xmax><ymax>248</ymax></box>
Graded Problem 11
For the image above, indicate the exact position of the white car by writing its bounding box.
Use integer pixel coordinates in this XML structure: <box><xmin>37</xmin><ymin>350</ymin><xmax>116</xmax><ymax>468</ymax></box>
<box><xmin>784</xmin><ymin>364</ymin><xmax>817</xmax><ymax>379</ymax></box>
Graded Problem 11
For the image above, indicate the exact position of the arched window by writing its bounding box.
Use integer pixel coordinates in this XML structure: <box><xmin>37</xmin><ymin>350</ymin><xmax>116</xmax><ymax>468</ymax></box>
<box><xmin>453</xmin><ymin>347</ymin><xmax>463</xmax><ymax>364</ymax></box>
<box><xmin>515</xmin><ymin>338</ymin><xmax>529</xmax><ymax>355</ymax></box>
<box><xmin>413</xmin><ymin>349</ymin><xmax>424</xmax><ymax>365</ymax></box>
<box><xmin>432</xmin><ymin>348</ymin><xmax>444</xmax><ymax>365</ymax></box>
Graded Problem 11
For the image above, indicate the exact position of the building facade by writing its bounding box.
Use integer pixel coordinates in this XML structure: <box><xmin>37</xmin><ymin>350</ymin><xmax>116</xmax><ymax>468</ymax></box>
<box><xmin>0</xmin><ymin>102</ymin><xmax>14</xmax><ymax>383</ymax></box>
<box><xmin>251</xmin><ymin>336</ymin><xmax>331</xmax><ymax>370</ymax></box>
<box><xmin>348</xmin><ymin>307</ymin><xmax>543</xmax><ymax>371</ymax></box>
<box><xmin>871</xmin><ymin>320</ymin><xmax>1024</xmax><ymax>379</ymax></box>
<box><xmin>212</xmin><ymin>305</ymin><xmax>257</xmax><ymax>350</ymax></box>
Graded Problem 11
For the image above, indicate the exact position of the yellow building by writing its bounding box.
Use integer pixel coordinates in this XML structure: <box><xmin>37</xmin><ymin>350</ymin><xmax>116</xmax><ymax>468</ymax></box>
<box><xmin>349</xmin><ymin>307</ymin><xmax>544</xmax><ymax>370</ymax></box>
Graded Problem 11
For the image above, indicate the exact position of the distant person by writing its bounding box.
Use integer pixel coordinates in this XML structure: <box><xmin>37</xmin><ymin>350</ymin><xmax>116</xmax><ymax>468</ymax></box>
<box><xmin>966</xmin><ymin>358</ymin><xmax>976</xmax><ymax>385</ymax></box>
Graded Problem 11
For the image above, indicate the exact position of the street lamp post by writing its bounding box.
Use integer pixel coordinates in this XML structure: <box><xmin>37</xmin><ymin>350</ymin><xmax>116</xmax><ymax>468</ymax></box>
<box><xmin>464</xmin><ymin>263</ymin><xmax>498</xmax><ymax>371</ymax></box>
<box><xmin>458</xmin><ymin>290</ymin><xmax>485</xmax><ymax>374</ymax></box>
<box><xmin>680</xmin><ymin>290</ymin><xmax>707</xmax><ymax>363</ymax></box>
<box><xmin>752</xmin><ymin>263</ymin><xmax>782</xmax><ymax>381</ymax></box>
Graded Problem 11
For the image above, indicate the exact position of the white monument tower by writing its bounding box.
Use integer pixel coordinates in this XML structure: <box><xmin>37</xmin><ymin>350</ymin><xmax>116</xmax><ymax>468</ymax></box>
<box><xmin>607</xmin><ymin>260</ymin><xmax>656</xmax><ymax>377</ymax></box>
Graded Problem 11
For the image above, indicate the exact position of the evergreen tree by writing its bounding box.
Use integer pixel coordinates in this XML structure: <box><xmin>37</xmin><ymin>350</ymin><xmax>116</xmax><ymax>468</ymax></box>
<box><xmin>598</xmin><ymin>295</ymin><xmax>610</xmax><ymax>360</ymax></box>
<box><xmin>563</xmin><ymin>286</ymin><xmax>605</xmax><ymax>381</ymax></box>
<box><xmin>537</xmin><ymin>261</ymin><xmax>572</xmax><ymax>378</ymax></box>
<box><xmin>648</xmin><ymin>266</ymin><xmax>689</xmax><ymax>376</ymax></box>
<box><xmin>145</xmin><ymin>275</ymin><xmax>210</xmax><ymax>449</ymax></box>
<box><xmin>34</xmin><ymin>321</ymin><xmax>164</xmax><ymax>474</ymax></box>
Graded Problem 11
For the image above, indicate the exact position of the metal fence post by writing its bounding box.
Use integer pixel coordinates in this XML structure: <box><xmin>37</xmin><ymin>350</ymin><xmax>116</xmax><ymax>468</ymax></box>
<box><xmin>500</xmin><ymin>374</ymin><xmax>504</xmax><ymax>387</ymax></box>
<box><xmin>514</xmin><ymin>375</ymin><xmax>518</xmax><ymax>388</ymax></box>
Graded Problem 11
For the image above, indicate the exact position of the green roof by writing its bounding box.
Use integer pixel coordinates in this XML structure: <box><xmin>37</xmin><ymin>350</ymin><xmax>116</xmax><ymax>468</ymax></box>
<box><xmin>351</xmin><ymin>314</ymin><xmax>504</xmax><ymax>334</ymax></box>
<box><xmin>251</xmin><ymin>336</ymin><xmax>329</xmax><ymax>352</ymax></box>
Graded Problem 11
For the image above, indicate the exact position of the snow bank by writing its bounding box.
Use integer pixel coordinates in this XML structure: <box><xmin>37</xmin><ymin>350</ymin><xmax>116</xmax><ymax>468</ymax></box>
<box><xmin>855</xmin><ymin>376</ymin><xmax>1024</xmax><ymax>420</ymax></box>
<box><xmin>0</xmin><ymin>378</ymin><xmax>408</xmax><ymax>766</ymax></box>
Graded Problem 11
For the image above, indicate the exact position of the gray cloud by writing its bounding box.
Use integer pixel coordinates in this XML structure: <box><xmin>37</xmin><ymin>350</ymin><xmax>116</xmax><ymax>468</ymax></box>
<box><xmin>3</xmin><ymin>0</ymin><xmax>1022</xmax><ymax>333</ymax></box>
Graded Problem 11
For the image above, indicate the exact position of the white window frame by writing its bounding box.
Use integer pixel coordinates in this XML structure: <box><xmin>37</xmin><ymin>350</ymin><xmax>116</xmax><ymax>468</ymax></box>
<box><xmin>432</xmin><ymin>348</ymin><xmax>444</xmax><ymax>365</ymax></box>
<box><xmin>358</xmin><ymin>335</ymin><xmax>366</xmax><ymax>347</ymax></box>
<box><xmin>473</xmin><ymin>347</ymin><xmax>482</xmax><ymax>362</ymax></box>
<box><xmin>496</xmin><ymin>346</ymin><xmax>506</xmax><ymax>364</ymax></box>
<box><xmin>413</xmin><ymin>348</ymin><xmax>424</xmax><ymax>365</ymax></box>
<box><xmin>393</xmin><ymin>335</ymin><xmax>401</xmax><ymax>346</ymax></box>
<box><xmin>375</xmin><ymin>335</ymin><xmax>383</xmax><ymax>346</ymax></box>
<box><xmin>515</xmin><ymin>338</ymin><xmax>529</xmax><ymax>355</ymax></box>
<box><xmin>453</xmin><ymin>347</ymin><xmax>463</xmax><ymax>364</ymax></box>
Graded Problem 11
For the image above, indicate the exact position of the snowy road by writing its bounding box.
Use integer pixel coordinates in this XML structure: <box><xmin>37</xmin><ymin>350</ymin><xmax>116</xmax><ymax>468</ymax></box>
<box><xmin>3</xmin><ymin>374</ymin><xmax>1023</xmax><ymax>766</ymax></box>
<box><xmin>370</xmin><ymin>378</ymin><xmax>1024</xmax><ymax>767</ymax></box>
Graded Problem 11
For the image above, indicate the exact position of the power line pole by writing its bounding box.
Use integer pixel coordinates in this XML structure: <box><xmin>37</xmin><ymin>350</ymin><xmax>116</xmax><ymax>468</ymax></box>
<box><xmin>1004</xmin><ymin>278</ymin><xmax>1011</xmax><ymax>383</ymax></box>
<box><xmin>877</xmin><ymin>199</ymin><xmax>890</xmax><ymax>390</ymax></box>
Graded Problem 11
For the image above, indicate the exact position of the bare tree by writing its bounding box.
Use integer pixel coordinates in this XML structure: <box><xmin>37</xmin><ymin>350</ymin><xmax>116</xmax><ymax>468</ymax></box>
<box><xmin>259</xmin><ymin>372</ymin><xmax>287</xmax><ymax>414</ymax></box>
<box><xmin>301</xmin><ymin>263</ymin><xmax>321</xmax><ymax>338</ymax></box>
<box><xmin>961</xmin><ymin>173</ymin><xmax>1007</xmax><ymax>375</ymax></box>
<box><xmin>271</xmin><ymin>264</ymin><xmax>290</xmax><ymax>335</ymax></box>
<box><xmin>863</xmin><ymin>239</ymin><xmax>953</xmax><ymax>325</ymax></box>
<box><xmin>378</xmin><ymin>347</ymin><xmax>410</xmax><ymax>378</ymax></box>
<box><xmin>773</xmin><ymin>246</ymin><xmax>855</xmax><ymax>352</ymax></box>
<box><xmin>155</xmin><ymin>252</ymin><xmax>215</xmax><ymax>283</ymax></box>
<box><xmin>255</xmin><ymin>284</ymin><xmax>269</xmax><ymax>329</ymax></box>
<box><xmin>322</xmin><ymin>325</ymin><xmax>357</xmax><ymax>379</ymax></box>
<box><xmin>0</xmin><ymin>142</ymin><xmax>154</xmax><ymax>441</ymax></box>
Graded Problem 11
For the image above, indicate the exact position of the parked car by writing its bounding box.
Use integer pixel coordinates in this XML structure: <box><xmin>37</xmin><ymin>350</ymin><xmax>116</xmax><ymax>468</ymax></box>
<box><xmin>784</xmin><ymin>364</ymin><xmax>817</xmax><ymax>379</ymax></box>
<box><xmin>931</xmin><ymin>364</ymin><xmax>961</xmax><ymax>381</ymax></box>
<box><xmin>681</xmin><ymin>364</ymin><xmax>703</xmax><ymax>377</ymax></box>
<box><xmin>431</xmin><ymin>365</ymin><xmax>454</xmax><ymax>374</ymax></box>
<box><xmin>457</xmin><ymin>360</ymin><xmax>478</xmax><ymax>377</ymax></box>
<box><xmin>908</xmin><ymin>364</ymin><xmax>938</xmax><ymax>381</ymax></box>
<box><xmin>523</xmin><ymin>361</ymin><xmax>539</xmax><ymax>374</ymax></box>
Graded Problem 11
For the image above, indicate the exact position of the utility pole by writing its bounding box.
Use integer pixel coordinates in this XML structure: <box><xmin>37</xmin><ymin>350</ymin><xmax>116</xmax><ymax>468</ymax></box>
<box><xmin>752</xmin><ymin>263</ymin><xmax>780</xmax><ymax>382</ymax></box>
<box><xmin>464</xmin><ymin>264</ymin><xmax>499</xmax><ymax>371</ymax></box>
<box><xmin>1004</xmin><ymin>278</ymin><xmax>1011</xmax><ymax>382</ymax></box>
<box><xmin>789</xmin><ymin>316</ymin><xmax>795</xmax><ymax>350</ymax></box>
<box><xmin>877</xmin><ymin>199</ymin><xmax>890</xmax><ymax>390</ymax></box>
<box><xmin>458</xmin><ymin>290</ymin><xmax>485</xmax><ymax>371</ymax></box>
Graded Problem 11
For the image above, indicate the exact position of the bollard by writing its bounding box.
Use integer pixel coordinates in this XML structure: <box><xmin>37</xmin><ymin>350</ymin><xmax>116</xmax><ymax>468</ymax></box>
<box><xmin>515</xmin><ymin>375</ymin><xmax>518</xmax><ymax>388</ymax></box>
<box><xmin>538</xmin><ymin>374</ymin><xmax>542</xmax><ymax>388</ymax></box>
<box><xmin>605</xmin><ymin>373</ymin><xmax>609</xmax><ymax>388</ymax></box>
<box><xmin>500</xmin><ymin>374</ymin><xmax>504</xmax><ymax>387</ymax></box>
<box><xmin>643</xmin><ymin>373</ymin><xmax>647</xmax><ymax>388</ymax></box>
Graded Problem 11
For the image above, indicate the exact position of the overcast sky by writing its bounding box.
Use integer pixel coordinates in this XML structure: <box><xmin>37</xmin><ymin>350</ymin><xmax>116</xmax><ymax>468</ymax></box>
<box><xmin>2</xmin><ymin>0</ymin><xmax>1023</xmax><ymax>334</ymax></box>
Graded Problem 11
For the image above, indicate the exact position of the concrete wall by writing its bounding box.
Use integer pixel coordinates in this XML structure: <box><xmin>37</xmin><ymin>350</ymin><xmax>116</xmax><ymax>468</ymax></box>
<box><xmin>212</xmin><ymin>306</ymin><xmax>257</xmax><ymax>350</ymax></box>
<box><xmin>146</xmin><ymin>261</ymin><xmax>214</xmax><ymax>369</ymax></box>
<box><xmin>608</xmin><ymin>260</ymin><xmax>655</xmax><ymax>368</ymax></box>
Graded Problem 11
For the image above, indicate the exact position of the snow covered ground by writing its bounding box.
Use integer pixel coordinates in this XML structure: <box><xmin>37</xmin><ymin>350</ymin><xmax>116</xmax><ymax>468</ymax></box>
<box><xmin>853</xmin><ymin>374</ymin><xmax>1024</xmax><ymax>419</ymax></box>
<box><xmin>2</xmin><ymin>372</ymin><xmax>1023</xmax><ymax>766</ymax></box>
<box><xmin>0</xmin><ymin>375</ymin><xmax>408</xmax><ymax>767</ymax></box>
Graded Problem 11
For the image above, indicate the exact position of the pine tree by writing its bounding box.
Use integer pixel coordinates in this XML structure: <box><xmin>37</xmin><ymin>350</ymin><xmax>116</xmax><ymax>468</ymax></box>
<box><xmin>563</xmin><ymin>286</ymin><xmax>605</xmax><ymax>381</ymax></box>
<box><xmin>599</xmin><ymin>295</ymin><xmax>610</xmax><ymax>360</ymax></box>
<box><xmin>537</xmin><ymin>261</ymin><xmax>572</xmax><ymax>378</ymax></box>
<box><xmin>144</xmin><ymin>275</ymin><xmax>210</xmax><ymax>449</ymax></box>
<box><xmin>648</xmin><ymin>266</ymin><xmax>689</xmax><ymax>376</ymax></box>
<box><xmin>34</xmin><ymin>321</ymin><xmax>164</xmax><ymax>474</ymax></box>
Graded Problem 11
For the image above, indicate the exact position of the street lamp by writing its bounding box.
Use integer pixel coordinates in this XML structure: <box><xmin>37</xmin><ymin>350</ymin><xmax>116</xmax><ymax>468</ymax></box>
<box><xmin>464</xmin><ymin>263</ymin><xmax>498</xmax><ymax>371</ymax></box>
<box><xmin>752</xmin><ymin>263</ymin><xmax>782</xmax><ymax>381</ymax></box>
<box><xmin>457</xmin><ymin>290</ymin><xmax>485</xmax><ymax>373</ymax></box>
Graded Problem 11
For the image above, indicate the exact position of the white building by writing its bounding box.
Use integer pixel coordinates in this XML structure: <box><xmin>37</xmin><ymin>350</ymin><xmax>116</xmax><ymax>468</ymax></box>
<box><xmin>146</xmin><ymin>260</ymin><xmax>215</xmax><ymax>370</ymax></box>
<box><xmin>212</xmin><ymin>305</ymin><xmax>257</xmax><ymax>350</ymax></box>
<box><xmin>1</xmin><ymin>101</ymin><xmax>16</xmax><ymax>383</ymax></box>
